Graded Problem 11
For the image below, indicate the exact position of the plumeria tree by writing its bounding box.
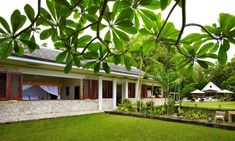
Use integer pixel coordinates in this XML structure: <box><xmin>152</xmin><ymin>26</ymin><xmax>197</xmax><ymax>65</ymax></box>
<box><xmin>0</xmin><ymin>0</ymin><xmax>235</xmax><ymax>74</ymax></box>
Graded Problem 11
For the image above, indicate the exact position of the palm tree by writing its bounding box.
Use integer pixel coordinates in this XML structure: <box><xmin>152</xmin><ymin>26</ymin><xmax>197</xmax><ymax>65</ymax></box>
<box><xmin>148</xmin><ymin>64</ymin><xmax>180</xmax><ymax>115</ymax></box>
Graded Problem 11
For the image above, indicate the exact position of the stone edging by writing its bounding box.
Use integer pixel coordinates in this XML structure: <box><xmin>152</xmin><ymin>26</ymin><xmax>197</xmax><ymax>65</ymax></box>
<box><xmin>105</xmin><ymin>111</ymin><xmax>235</xmax><ymax>130</ymax></box>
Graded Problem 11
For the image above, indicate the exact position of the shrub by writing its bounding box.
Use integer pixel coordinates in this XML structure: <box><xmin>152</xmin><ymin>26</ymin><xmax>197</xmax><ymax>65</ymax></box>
<box><xmin>183</xmin><ymin>110</ymin><xmax>208</xmax><ymax>120</ymax></box>
<box><xmin>178</xmin><ymin>109</ymin><xmax>185</xmax><ymax>117</ymax></box>
<box><xmin>167</xmin><ymin>97</ymin><xmax>175</xmax><ymax>115</ymax></box>
<box><xmin>153</xmin><ymin>106</ymin><xmax>165</xmax><ymax>115</ymax></box>
<box><xmin>117</xmin><ymin>99</ymin><xmax>136</xmax><ymax>112</ymax></box>
<box><xmin>146</xmin><ymin>100</ymin><xmax>154</xmax><ymax>111</ymax></box>
<box><xmin>136</xmin><ymin>100</ymin><xmax>144</xmax><ymax>112</ymax></box>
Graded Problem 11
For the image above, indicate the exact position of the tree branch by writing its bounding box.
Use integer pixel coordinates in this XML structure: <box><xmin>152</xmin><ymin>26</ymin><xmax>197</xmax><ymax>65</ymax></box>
<box><xmin>174</xmin><ymin>0</ymin><xmax>191</xmax><ymax>59</ymax></box>
<box><xmin>97</xmin><ymin>36</ymin><xmax>129</xmax><ymax>61</ymax></box>
<box><xmin>185</xmin><ymin>23</ymin><xmax>222</xmax><ymax>40</ymax></box>
<box><xmin>66</xmin><ymin>22</ymin><xmax>97</xmax><ymax>40</ymax></box>
<box><xmin>40</xmin><ymin>15</ymin><xmax>56</xmax><ymax>27</ymax></box>
<box><xmin>156</xmin><ymin>0</ymin><xmax>180</xmax><ymax>41</ymax></box>
<box><xmin>78</xmin><ymin>37</ymin><xmax>97</xmax><ymax>55</ymax></box>
<box><xmin>69</xmin><ymin>1</ymin><xmax>81</xmax><ymax>11</ymax></box>
<box><xmin>175</xmin><ymin>0</ymin><xmax>186</xmax><ymax>45</ymax></box>
<box><xmin>97</xmin><ymin>0</ymin><xmax>108</xmax><ymax>38</ymax></box>
<box><xmin>13</xmin><ymin>0</ymin><xmax>41</xmax><ymax>38</ymax></box>
<box><xmin>68</xmin><ymin>0</ymin><xmax>108</xmax><ymax>57</ymax></box>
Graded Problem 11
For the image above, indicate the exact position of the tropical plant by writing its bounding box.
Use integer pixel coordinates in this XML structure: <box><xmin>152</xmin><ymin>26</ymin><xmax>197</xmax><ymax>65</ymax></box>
<box><xmin>0</xmin><ymin>0</ymin><xmax>235</xmax><ymax>74</ymax></box>
<box><xmin>117</xmin><ymin>99</ymin><xmax>136</xmax><ymax>112</ymax></box>
<box><xmin>136</xmin><ymin>100</ymin><xmax>144</xmax><ymax>112</ymax></box>
<box><xmin>153</xmin><ymin>106</ymin><xmax>165</xmax><ymax>115</ymax></box>
<box><xmin>148</xmin><ymin>64</ymin><xmax>179</xmax><ymax>115</ymax></box>
<box><xmin>146</xmin><ymin>100</ymin><xmax>154</xmax><ymax>113</ymax></box>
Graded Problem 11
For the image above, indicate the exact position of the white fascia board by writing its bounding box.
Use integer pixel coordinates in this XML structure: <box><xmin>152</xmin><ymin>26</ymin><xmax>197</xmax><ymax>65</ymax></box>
<box><xmin>8</xmin><ymin>56</ymin><xmax>140</xmax><ymax>78</ymax></box>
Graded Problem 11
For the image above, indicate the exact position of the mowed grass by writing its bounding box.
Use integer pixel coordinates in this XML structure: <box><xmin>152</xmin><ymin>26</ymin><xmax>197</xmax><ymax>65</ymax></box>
<box><xmin>182</xmin><ymin>101</ymin><xmax>235</xmax><ymax>109</ymax></box>
<box><xmin>0</xmin><ymin>113</ymin><xmax>235</xmax><ymax>141</ymax></box>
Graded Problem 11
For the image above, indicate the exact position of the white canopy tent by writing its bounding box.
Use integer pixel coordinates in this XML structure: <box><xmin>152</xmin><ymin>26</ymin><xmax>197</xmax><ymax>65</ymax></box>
<box><xmin>218</xmin><ymin>89</ymin><xmax>233</xmax><ymax>94</ymax></box>
<box><xmin>191</xmin><ymin>89</ymin><xmax>205</xmax><ymax>94</ymax></box>
<box><xmin>190</xmin><ymin>89</ymin><xmax>205</xmax><ymax>101</ymax></box>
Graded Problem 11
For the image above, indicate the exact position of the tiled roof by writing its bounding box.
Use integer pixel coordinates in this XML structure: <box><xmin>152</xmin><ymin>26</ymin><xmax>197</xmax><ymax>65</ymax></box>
<box><xmin>201</xmin><ymin>82</ymin><xmax>221</xmax><ymax>92</ymax></box>
<box><xmin>16</xmin><ymin>47</ymin><xmax>142</xmax><ymax>76</ymax></box>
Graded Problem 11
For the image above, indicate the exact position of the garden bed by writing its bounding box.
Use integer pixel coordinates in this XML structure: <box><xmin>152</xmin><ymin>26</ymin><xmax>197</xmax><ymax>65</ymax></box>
<box><xmin>105</xmin><ymin>111</ymin><xmax>235</xmax><ymax>130</ymax></box>
<box><xmin>178</xmin><ymin>106</ymin><xmax>235</xmax><ymax>121</ymax></box>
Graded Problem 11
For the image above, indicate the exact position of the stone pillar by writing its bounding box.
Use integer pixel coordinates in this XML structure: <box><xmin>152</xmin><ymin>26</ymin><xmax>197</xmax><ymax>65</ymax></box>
<box><xmin>125</xmin><ymin>80</ymin><xmax>128</xmax><ymax>99</ymax></box>
<box><xmin>98</xmin><ymin>77</ymin><xmax>103</xmax><ymax>110</ymax></box>
<box><xmin>112</xmin><ymin>79</ymin><xmax>117</xmax><ymax>109</ymax></box>
<box><xmin>135</xmin><ymin>80</ymin><xmax>139</xmax><ymax>101</ymax></box>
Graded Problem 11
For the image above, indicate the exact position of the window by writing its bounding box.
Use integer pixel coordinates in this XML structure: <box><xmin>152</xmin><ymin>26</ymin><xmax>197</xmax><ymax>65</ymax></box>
<box><xmin>83</xmin><ymin>79</ymin><xmax>98</xmax><ymax>99</ymax></box>
<box><xmin>128</xmin><ymin>83</ymin><xmax>135</xmax><ymax>98</ymax></box>
<box><xmin>153</xmin><ymin>86</ymin><xmax>161</xmax><ymax>98</ymax></box>
<box><xmin>0</xmin><ymin>72</ymin><xmax>22</xmax><ymax>100</ymax></box>
<box><xmin>141</xmin><ymin>85</ymin><xmax>147</xmax><ymax>98</ymax></box>
<box><xmin>103</xmin><ymin>80</ymin><xmax>112</xmax><ymax>98</ymax></box>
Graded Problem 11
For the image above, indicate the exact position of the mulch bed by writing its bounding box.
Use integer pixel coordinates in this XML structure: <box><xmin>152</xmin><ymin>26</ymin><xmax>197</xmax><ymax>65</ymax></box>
<box><xmin>105</xmin><ymin>111</ymin><xmax>235</xmax><ymax>130</ymax></box>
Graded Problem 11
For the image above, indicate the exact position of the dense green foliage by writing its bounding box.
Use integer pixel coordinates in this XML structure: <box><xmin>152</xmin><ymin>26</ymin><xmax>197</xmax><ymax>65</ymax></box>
<box><xmin>178</xmin><ymin>108</ymin><xmax>208</xmax><ymax>121</ymax></box>
<box><xmin>117</xmin><ymin>99</ymin><xmax>174</xmax><ymax>115</ymax></box>
<box><xmin>0</xmin><ymin>113</ymin><xmax>235</xmax><ymax>141</ymax></box>
<box><xmin>0</xmin><ymin>0</ymin><xmax>235</xmax><ymax>74</ymax></box>
<box><xmin>117</xmin><ymin>99</ymin><xmax>136</xmax><ymax>112</ymax></box>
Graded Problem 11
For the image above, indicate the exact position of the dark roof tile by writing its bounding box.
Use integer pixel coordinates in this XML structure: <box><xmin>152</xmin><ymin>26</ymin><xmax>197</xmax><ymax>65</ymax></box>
<box><xmin>18</xmin><ymin>47</ymin><xmax>142</xmax><ymax>76</ymax></box>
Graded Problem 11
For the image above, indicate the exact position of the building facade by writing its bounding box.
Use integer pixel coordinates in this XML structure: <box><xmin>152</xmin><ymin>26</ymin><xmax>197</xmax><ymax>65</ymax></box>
<box><xmin>0</xmin><ymin>48</ymin><xmax>164</xmax><ymax>122</ymax></box>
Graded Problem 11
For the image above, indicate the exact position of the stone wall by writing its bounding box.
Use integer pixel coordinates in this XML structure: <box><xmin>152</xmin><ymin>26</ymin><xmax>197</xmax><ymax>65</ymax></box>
<box><xmin>142</xmin><ymin>98</ymin><xmax>165</xmax><ymax>106</ymax></box>
<box><xmin>128</xmin><ymin>98</ymin><xmax>137</xmax><ymax>103</ymax></box>
<box><xmin>124</xmin><ymin>98</ymin><xmax>165</xmax><ymax>106</ymax></box>
<box><xmin>0</xmin><ymin>100</ymin><xmax>99</xmax><ymax>122</ymax></box>
<box><xmin>103</xmin><ymin>99</ymin><xmax>113</xmax><ymax>111</ymax></box>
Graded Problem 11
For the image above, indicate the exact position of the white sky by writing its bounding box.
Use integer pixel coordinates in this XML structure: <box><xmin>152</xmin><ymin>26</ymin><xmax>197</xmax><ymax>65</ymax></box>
<box><xmin>0</xmin><ymin>0</ymin><xmax>235</xmax><ymax>60</ymax></box>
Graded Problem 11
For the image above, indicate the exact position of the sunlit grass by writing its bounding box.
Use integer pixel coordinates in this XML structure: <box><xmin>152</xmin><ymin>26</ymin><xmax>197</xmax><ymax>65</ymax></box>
<box><xmin>0</xmin><ymin>113</ymin><xmax>234</xmax><ymax>141</ymax></box>
<box><xmin>182</xmin><ymin>101</ymin><xmax>235</xmax><ymax>109</ymax></box>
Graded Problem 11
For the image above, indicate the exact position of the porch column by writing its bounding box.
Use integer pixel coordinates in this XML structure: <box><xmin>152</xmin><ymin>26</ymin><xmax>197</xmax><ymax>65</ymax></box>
<box><xmin>125</xmin><ymin>80</ymin><xmax>128</xmax><ymax>99</ymax></box>
<box><xmin>98</xmin><ymin>77</ymin><xmax>103</xmax><ymax>110</ymax></box>
<box><xmin>112</xmin><ymin>79</ymin><xmax>117</xmax><ymax>109</ymax></box>
<box><xmin>135</xmin><ymin>81</ymin><xmax>139</xmax><ymax>100</ymax></box>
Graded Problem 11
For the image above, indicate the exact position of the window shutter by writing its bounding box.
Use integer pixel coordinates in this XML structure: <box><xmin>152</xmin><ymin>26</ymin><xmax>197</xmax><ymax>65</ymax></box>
<box><xmin>128</xmin><ymin>83</ymin><xmax>135</xmax><ymax>98</ymax></box>
<box><xmin>0</xmin><ymin>72</ymin><xmax>22</xmax><ymax>100</ymax></box>
<box><xmin>9</xmin><ymin>73</ymin><xmax>22</xmax><ymax>100</ymax></box>
<box><xmin>83</xmin><ymin>80</ymin><xmax>89</xmax><ymax>99</ymax></box>
<box><xmin>91</xmin><ymin>80</ymin><xmax>98</xmax><ymax>99</ymax></box>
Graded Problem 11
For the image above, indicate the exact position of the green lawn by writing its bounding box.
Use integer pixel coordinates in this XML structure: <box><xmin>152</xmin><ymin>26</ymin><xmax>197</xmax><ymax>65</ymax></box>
<box><xmin>0</xmin><ymin>113</ymin><xmax>235</xmax><ymax>141</ymax></box>
<box><xmin>182</xmin><ymin>101</ymin><xmax>235</xmax><ymax>109</ymax></box>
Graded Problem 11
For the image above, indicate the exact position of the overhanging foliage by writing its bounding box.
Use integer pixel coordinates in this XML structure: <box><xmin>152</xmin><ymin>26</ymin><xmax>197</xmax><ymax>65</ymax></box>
<box><xmin>0</xmin><ymin>0</ymin><xmax>235</xmax><ymax>74</ymax></box>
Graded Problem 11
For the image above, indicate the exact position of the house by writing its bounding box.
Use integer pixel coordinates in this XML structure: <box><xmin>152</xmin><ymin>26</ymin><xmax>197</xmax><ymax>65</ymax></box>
<box><xmin>191</xmin><ymin>82</ymin><xmax>233</xmax><ymax>101</ymax></box>
<box><xmin>0</xmin><ymin>47</ymin><xmax>164</xmax><ymax>122</ymax></box>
